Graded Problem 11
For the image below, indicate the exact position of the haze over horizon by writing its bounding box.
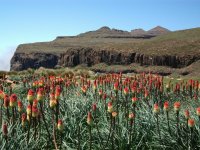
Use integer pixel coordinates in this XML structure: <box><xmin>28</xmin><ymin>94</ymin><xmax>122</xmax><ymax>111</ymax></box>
<box><xmin>0</xmin><ymin>0</ymin><xmax>200</xmax><ymax>71</ymax></box>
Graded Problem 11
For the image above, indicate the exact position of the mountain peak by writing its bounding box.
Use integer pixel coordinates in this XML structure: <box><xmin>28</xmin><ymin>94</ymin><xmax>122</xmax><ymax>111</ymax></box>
<box><xmin>97</xmin><ymin>26</ymin><xmax>111</xmax><ymax>31</ymax></box>
<box><xmin>147</xmin><ymin>26</ymin><xmax>170</xmax><ymax>36</ymax></box>
<box><xmin>131</xmin><ymin>28</ymin><xmax>146</xmax><ymax>36</ymax></box>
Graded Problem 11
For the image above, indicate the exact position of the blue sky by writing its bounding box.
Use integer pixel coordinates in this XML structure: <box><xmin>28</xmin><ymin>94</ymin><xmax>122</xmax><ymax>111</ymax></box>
<box><xmin>0</xmin><ymin>0</ymin><xmax>200</xmax><ymax>70</ymax></box>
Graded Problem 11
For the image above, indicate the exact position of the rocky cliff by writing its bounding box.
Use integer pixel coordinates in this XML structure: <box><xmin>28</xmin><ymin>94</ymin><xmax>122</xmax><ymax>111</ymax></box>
<box><xmin>10</xmin><ymin>27</ymin><xmax>200</xmax><ymax>72</ymax></box>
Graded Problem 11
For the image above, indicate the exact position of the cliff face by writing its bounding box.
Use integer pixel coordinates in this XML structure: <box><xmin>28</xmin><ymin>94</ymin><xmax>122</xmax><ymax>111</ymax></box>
<box><xmin>11</xmin><ymin>53</ymin><xmax>59</xmax><ymax>71</ymax></box>
<box><xmin>10</xmin><ymin>27</ymin><xmax>200</xmax><ymax>71</ymax></box>
<box><xmin>10</xmin><ymin>48</ymin><xmax>200</xmax><ymax>71</ymax></box>
<box><xmin>59</xmin><ymin>48</ymin><xmax>199</xmax><ymax>67</ymax></box>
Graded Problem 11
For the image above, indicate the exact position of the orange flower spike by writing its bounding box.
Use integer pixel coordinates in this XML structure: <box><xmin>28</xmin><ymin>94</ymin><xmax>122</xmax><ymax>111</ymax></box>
<box><xmin>196</xmin><ymin>107</ymin><xmax>200</xmax><ymax>116</ymax></box>
<box><xmin>114</xmin><ymin>82</ymin><xmax>119</xmax><ymax>91</ymax></box>
<box><xmin>50</xmin><ymin>93</ymin><xmax>55</xmax><ymax>101</ymax></box>
<box><xmin>57</xmin><ymin>119</ymin><xmax>64</xmax><ymax>131</ymax></box>
<box><xmin>9</xmin><ymin>94</ymin><xmax>17</xmax><ymax>107</ymax></box>
<box><xmin>32</xmin><ymin>81</ymin><xmax>37</xmax><ymax>87</ymax></box>
<box><xmin>129</xmin><ymin>113</ymin><xmax>135</xmax><ymax>119</ymax></box>
<box><xmin>112</xmin><ymin>112</ymin><xmax>117</xmax><ymax>118</ymax></box>
<box><xmin>55</xmin><ymin>85</ymin><xmax>61</xmax><ymax>94</ymax></box>
<box><xmin>33</xmin><ymin>99</ymin><xmax>38</xmax><ymax>107</ymax></box>
<box><xmin>174</xmin><ymin>102</ymin><xmax>181</xmax><ymax>112</ymax></box>
<box><xmin>32</xmin><ymin>106</ymin><xmax>39</xmax><ymax>117</ymax></box>
<box><xmin>37</xmin><ymin>90</ymin><xmax>44</xmax><ymax>102</ymax></box>
<box><xmin>153</xmin><ymin>103</ymin><xmax>160</xmax><ymax>114</ymax></box>
<box><xmin>132</xmin><ymin>97</ymin><xmax>138</xmax><ymax>104</ymax></box>
<box><xmin>92</xmin><ymin>103</ymin><xmax>97</xmax><ymax>112</ymax></box>
<box><xmin>87</xmin><ymin>112</ymin><xmax>93</xmax><ymax>125</ymax></box>
<box><xmin>50</xmin><ymin>99</ymin><xmax>57</xmax><ymax>108</ymax></box>
<box><xmin>22</xmin><ymin>113</ymin><xmax>26</xmax><ymax>122</ymax></box>
<box><xmin>107</xmin><ymin>102</ymin><xmax>113</xmax><ymax>113</ymax></box>
<box><xmin>99</xmin><ymin>90</ymin><xmax>103</xmax><ymax>97</ymax></box>
<box><xmin>27</xmin><ymin>89</ymin><xmax>35</xmax><ymax>103</ymax></box>
<box><xmin>38</xmin><ymin>81</ymin><xmax>44</xmax><ymax>87</ymax></box>
<box><xmin>4</xmin><ymin>94</ymin><xmax>10</xmax><ymax>108</ymax></box>
<box><xmin>21</xmin><ymin>113</ymin><xmax>27</xmax><ymax>127</ymax></box>
<box><xmin>81</xmin><ymin>85</ymin><xmax>87</xmax><ymax>94</ymax></box>
<box><xmin>144</xmin><ymin>90</ymin><xmax>149</xmax><ymax>98</ymax></box>
<box><xmin>55</xmin><ymin>91</ymin><xmax>61</xmax><ymax>100</ymax></box>
<box><xmin>188</xmin><ymin>118</ymin><xmax>195</xmax><ymax>128</ymax></box>
<box><xmin>102</xmin><ymin>93</ymin><xmax>107</xmax><ymax>100</ymax></box>
<box><xmin>17</xmin><ymin>100</ymin><xmax>23</xmax><ymax>112</ymax></box>
<box><xmin>0</xmin><ymin>90</ymin><xmax>4</xmax><ymax>99</ymax></box>
<box><xmin>26</xmin><ymin>105</ymin><xmax>32</xmax><ymax>116</ymax></box>
<box><xmin>124</xmin><ymin>87</ymin><xmax>129</xmax><ymax>95</ymax></box>
<box><xmin>163</xmin><ymin>101</ymin><xmax>169</xmax><ymax>112</ymax></box>
<box><xmin>184</xmin><ymin>110</ymin><xmax>190</xmax><ymax>119</ymax></box>
<box><xmin>93</xmin><ymin>82</ymin><xmax>97</xmax><ymax>91</ymax></box>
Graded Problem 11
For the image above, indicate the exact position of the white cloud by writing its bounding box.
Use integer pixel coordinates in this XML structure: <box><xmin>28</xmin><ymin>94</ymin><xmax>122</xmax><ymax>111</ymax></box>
<box><xmin>0</xmin><ymin>46</ymin><xmax>17</xmax><ymax>71</ymax></box>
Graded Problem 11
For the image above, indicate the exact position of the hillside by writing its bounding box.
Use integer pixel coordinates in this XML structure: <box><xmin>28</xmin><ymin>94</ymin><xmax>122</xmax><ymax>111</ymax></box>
<box><xmin>11</xmin><ymin>27</ymin><xmax>200</xmax><ymax>76</ymax></box>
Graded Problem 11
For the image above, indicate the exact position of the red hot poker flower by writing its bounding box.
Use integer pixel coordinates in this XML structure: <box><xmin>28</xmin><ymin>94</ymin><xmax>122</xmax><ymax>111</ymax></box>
<box><xmin>4</xmin><ymin>94</ymin><xmax>10</xmax><ymax>108</ymax></box>
<box><xmin>129</xmin><ymin>113</ymin><xmax>135</xmax><ymax>119</ymax></box>
<box><xmin>188</xmin><ymin>118</ymin><xmax>195</xmax><ymax>128</ymax></box>
<box><xmin>37</xmin><ymin>90</ymin><xmax>44</xmax><ymax>102</ymax></box>
<box><xmin>21</xmin><ymin>113</ymin><xmax>27</xmax><ymax>127</ymax></box>
<box><xmin>114</xmin><ymin>82</ymin><xmax>119</xmax><ymax>91</ymax></box>
<box><xmin>108</xmin><ymin>102</ymin><xmax>113</xmax><ymax>113</ymax></box>
<box><xmin>92</xmin><ymin>103</ymin><xmax>97</xmax><ymax>111</ymax></box>
<box><xmin>50</xmin><ymin>93</ymin><xmax>55</xmax><ymax>100</ymax></box>
<box><xmin>26</xmin><ymin>105</ymin><xmax>32</xmax><ymax>116</ymax></box>
<box><xmin>163</xmin><ymin>101</ymin><xmax>169</xmax><ymax>111</ymax></box>
<box><xmin>196</xmin><ymin>107</ymin><xmax>200</xmax><ymax>116</ymax></box>
<box><xmin>124</xmin><ymin>87</ymin><xmax>129</xmax><ymax>95</ymax></box>
<box><xmin>55</xmin><ymin>85</ymin><xmax>61</xmax><ymax>94</ymax></box>
<box><xmin>0</xmin><ymin>90</ymin><xmax>4</xmax><ymax>99</ymax></box>
<box><xmin>33</xmin><ymin>99</ymin><xmax>38</xmax><ymax>107</ymax></box>
<box><xmin>174</xmin><ymin>102</ymin><xmax>181</xmax><ymax>112</ymax></box>
<box><xmin>132</xmin><ymin>97</ymin><xmax>138</xmax><ymax>104</ymax></box>
<box><xmin>99</xmin><ymin>90</ymin><xmax>103</xmax><ymax>96</ymax></box>
<box><xmin>32</xmin><ymin>106</ymin><xmax>39</xmax><ymax>117</ymax></box>
<box><xmin>81</xmin><ymin>85</ymin><xmax>87</xmax><ymax>94</ymax></box>
<box><xmin>17</xmin><ymin>100</ymin><xmax>23</xmax><ymax>112</ymax></box>
<box><xmin>184</xmin><ymin>110</ymin><xmax>190</xmax><ymax>119</ymax></box>
<box><xmin>87</xmin><ymin>112</ymin><xmax>93</xmax><ymax>125</ymax></box>
<box><xmin>144</xmin><ymin>90</ymin><xmax>149</xmax><ymax>98</ymax></box>
<box><xmin>21</xmin><ymin>113</ymin><xmax>27</xmax><ymax>122</ymax></box>
<box><xmin>27</xmin><ymin>89</ymin><xmax>35</xmax><ymax>103</ymax></box>
<box><xmin>112</xmin><ymin>112</ymin><xmax>117</xmax><ymax>118</ymax></box>
<box><xmin>153</xmin><ymin>103</ymin><xmax>160</xmax><ymax>114</ymax></box>
<box><xmin>103</xmin><ymin>93</ymin><xmax>107</xmax><ymax>100</ymax></box>
<box><xmin>10</xmin><ymin>94</ymin><xmax>17</xmax><ymax>107</ymax></box>
<box><xmin>57</xmin><ymin>119</ymin><xmax>64</xmax><ymax>131</ymax></box>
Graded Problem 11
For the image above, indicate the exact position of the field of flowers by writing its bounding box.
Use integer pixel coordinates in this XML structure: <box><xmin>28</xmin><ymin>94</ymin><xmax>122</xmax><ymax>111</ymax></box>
<box><xmin>0</xmin><ymin>72</ymin><xmax>200</xmax><ymax>149</ymax></box>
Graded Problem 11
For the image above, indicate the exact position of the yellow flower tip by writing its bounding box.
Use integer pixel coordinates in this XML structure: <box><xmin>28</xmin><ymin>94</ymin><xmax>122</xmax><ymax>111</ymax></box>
<box><xmin>57</xmin><ymin>119</ymin><xmax>64</xmax><ymax>131</ymax></box>
<box><xmin>153</xmin><ymin>103</ymin><xmax>160</xmax><ymax>114</ymax></box>
<box><xmin>112</xmin><ymin>112</ymin><xmax>117</xmax><ymax>117</ymax></box>
<box><xmin>87</xmin><ymin>112</ymin><xmax>93</xmax><ymax>125</ymax></box>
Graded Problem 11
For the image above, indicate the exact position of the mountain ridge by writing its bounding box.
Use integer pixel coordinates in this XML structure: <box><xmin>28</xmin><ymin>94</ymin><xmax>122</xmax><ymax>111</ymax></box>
<box><xmin>77</xmin><ymin>26</ymin><xmax>170</xmax><ymax>38</ymax></box>
<box><xmin>10</xmin><ymin>27</ymin><xmax>200</xmax><ymax>75</ymax></box>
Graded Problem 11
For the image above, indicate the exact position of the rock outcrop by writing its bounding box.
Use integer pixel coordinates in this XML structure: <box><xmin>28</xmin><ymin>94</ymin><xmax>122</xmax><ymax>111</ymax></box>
<box><xmin>11</xmin><ymin>53</ymin><xmax>59</xmax><ymax>71</ymax></box>
<box><xmin>10</xmin><ymin>48</ymin><xmax>200</xmax><ymax>71</ymax></box>
<box><xmin>10</xmin><ymin>26</ymin><xmax>200</xmax><ymax>71</ymax></box>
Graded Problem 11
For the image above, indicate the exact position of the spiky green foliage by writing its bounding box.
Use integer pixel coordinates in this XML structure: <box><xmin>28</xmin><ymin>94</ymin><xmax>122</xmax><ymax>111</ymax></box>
<box><xmin>0</xmin><ymin>73</ymin><xmax>200</xmax><ymax>150</ymax></box>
